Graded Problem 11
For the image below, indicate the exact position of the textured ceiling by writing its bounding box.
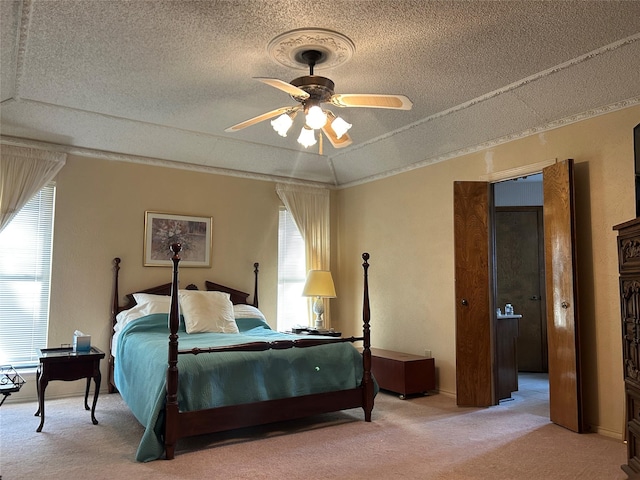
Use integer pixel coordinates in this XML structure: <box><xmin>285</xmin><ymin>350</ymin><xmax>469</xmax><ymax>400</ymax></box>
<box><xmin>1</xmin><ymin>0</ymin><xmax>639</xmax><ymax>186</ymax></box>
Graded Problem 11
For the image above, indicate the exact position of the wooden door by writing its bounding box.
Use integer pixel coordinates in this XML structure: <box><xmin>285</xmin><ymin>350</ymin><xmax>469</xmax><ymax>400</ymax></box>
<box><xmin>495</xmin><ymin>208</ymin><xmax>547</xmax><ymax>372</ymax></box>
<box><xmin>454</xmin><ymin>161</ymin><xmax>581</xmax><ymax>420</ymax></box>
<box><xmin>454</xmin><ymin>182</ymin><xmax>494</xmax><ymax>406</ymax></box>
<box><xmin>543</xmin><ymin>159</ymin><xmax>583</xmax><ymax>432</ymax></box>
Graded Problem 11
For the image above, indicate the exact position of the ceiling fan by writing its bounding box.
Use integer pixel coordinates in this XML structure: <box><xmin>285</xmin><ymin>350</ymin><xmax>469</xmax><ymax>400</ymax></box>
<box><xmin>225</xmin><ymin>49</ymin><xmax>413</xmax><ymax>150</ymax></box>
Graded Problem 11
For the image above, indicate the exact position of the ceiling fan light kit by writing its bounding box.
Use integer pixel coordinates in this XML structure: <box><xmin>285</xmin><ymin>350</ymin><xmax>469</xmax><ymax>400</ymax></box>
<box><xmin>304</xmin><ymin>104</ymin><xmax>328</xmax><ymax>129</ymax></box>
<box><xmin>271</xmin><ymin>111</ymin><xmax>296</xmax><ymax>137</ymax></box>
<box><xmin>297</xmin><ymin>126</ymin><xmax>317</xmax><ymax>148</ymax></box>
<box><xmin>331</xmin><ymin>116</ymin><xmax>352</xmax><ymax>139</ymax></box>
<box><xmin>226</xmin><ymin>28</ymin><xmax>412</xmax><ymax>151</ymax></box>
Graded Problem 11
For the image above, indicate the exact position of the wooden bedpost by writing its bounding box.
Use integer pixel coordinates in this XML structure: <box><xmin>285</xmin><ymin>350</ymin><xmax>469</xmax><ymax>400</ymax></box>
<box><xmin>111</xmin><ymin>258</ymin><xmax>121</xmax><ymax>330</ymax></box>
<box><xmin>165</xmin><ymin>243</ymin><xmax>181</xmax><ymax>460</ymax></box>
<box><xmin>361</xmin><ymin>252</ymin><xmax>374</xmax><ymax>421</ymax></box>
<box><xmin>108</xmin><ymin>258</ymin><xmax>121</xmax><ymax>394</ymax></box>
<box><xmin>253</xmin><ymin>262</ymin><xmax>259</xmax><ymax>308</ymax></box>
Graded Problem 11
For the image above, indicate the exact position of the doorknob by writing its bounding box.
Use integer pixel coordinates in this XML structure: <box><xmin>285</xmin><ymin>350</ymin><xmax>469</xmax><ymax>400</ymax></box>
<box><xmin>461</xmin><ymin>299</ymin><xmax>468</xmax><ymax>306</ymax></box>
<box><xmin>561</xmin><ymin>301</ymin><xmax>569</xmax><ymax>309</ymax></box>
<box><xmin>530</xmin><ymin>295</ymin><xmax>540</xmax><ymax>300</ymax></box>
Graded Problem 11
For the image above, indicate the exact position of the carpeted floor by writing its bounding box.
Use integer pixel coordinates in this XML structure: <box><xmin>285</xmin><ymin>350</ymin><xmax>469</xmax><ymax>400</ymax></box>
<box><xmin>0</xmin><ymin>374</ymin><xmax>627</xmax><ymax>480</ymax></box>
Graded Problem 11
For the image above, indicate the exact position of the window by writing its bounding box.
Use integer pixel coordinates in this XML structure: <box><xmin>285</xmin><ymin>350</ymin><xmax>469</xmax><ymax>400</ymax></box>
<box><xmin>0</xmin><ymin>184</ymin><xmax>56</xmax><ymax>367</ymax></box>
<box><xmin>277</xmin><ymin>207</ymin><xmax>307</xmax><ymax>331</ymax></box>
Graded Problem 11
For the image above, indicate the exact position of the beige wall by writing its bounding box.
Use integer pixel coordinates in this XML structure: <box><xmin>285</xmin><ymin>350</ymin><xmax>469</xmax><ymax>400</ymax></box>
<box><xmin>14</xmin><ymin>157</ymin><xmax>281</xmax><ymax>401</ymax></box>
<box><xmin>9</xmin><ymin>105</ymin><xmax>638</xmax><ymax>440</ymax></box>
<box><xmin>335</xmin><ymin>105</ymin><xmax>639</xmax><ymax>439</ymax></box>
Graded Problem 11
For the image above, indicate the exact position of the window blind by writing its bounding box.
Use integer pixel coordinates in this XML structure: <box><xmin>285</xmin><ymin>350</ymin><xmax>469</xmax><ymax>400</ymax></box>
<box><xmin>277</xmin><ymin>207</ymin><xmax>307</xmax><ymax>332</ymax></box>
<box><xmin>0</xmin><ymin>184</ymin><xmax>55</xmax><ymax>367</ymax></box>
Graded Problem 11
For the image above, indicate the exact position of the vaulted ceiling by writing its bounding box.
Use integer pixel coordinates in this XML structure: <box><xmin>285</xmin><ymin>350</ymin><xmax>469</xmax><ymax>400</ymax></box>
<box><xmin>1</xmin><ymin>1</ymin><xmax>639</xmax><ymax>186</ymax></box>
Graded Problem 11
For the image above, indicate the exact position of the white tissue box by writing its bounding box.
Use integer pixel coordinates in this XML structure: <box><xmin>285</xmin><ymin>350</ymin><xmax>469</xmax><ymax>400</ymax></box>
<box><xmin>73</xmin><ymin>331</ymin><xmax>91</xmax><ymax>352</ymax></box>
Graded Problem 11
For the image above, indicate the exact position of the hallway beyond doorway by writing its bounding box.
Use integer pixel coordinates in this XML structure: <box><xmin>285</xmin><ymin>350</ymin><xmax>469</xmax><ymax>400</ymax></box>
<box><xmin>503</xmin><ymin>372</ymin><xmax>550</xmax><ymax>417</ymax></box>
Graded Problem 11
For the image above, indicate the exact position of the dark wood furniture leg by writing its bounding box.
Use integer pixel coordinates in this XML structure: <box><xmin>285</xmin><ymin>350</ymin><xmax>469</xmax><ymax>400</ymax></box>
<box><xmin>34</xmin><ymin>365</ymin><xmax>47</xmax><ymax>432</ymax></box>
<box><xmin>87</xmin><ymin>367</ymin><xmax>102</xmax><ymax>425</ymax></box>
<box><xmin>84</xmin><ymin>377</ymin><xmax>91</xmax><ymax>410</ymax></box>
<box><xmin>88</xmin><ymin>369</ymin><xmax>101</xmax><ymax>424</ymax></box>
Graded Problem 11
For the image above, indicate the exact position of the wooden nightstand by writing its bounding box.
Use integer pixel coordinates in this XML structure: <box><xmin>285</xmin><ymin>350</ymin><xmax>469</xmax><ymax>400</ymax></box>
<box><xmin>35</xmin><ymin>346</ymin><xmax>105</xmax><ymax>432</ymax></box>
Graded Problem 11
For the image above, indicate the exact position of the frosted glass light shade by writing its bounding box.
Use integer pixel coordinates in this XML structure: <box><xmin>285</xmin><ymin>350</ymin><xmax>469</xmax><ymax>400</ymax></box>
<box><xmin>331</xmin><ymin>116</ymin><xmax>352</xmax><ymax>139</ymax></box>
<box><xmin>297</xmin><ymin>126</ymin><xmax>317</xmax><ymax>148</ymax></box>
<box><xmin>271</xmin><ymin>113</ymin><xmax>294</xmax><ymax>137</ymax></box>
<box><xmin>305</xmin><ymin>105</ymin><xmax>327</xmax><ymax>129</ymax></box>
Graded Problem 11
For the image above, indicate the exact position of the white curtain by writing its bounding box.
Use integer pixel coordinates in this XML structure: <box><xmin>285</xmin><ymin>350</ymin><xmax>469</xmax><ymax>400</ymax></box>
<box><xmin>0</xmin><ymin>145</ymin><xmax>66</xmax><ymax>233</ymax></box>
<box><xmin>276</xmin><ymin>183</ymin><xmax>332</xmax><ymax>326</ymax></box>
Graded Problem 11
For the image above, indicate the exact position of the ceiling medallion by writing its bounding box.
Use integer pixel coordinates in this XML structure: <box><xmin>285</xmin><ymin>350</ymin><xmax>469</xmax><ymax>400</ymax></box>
<box><xmin>267</xmin><ymin>28</ymin><xmax>355</xmax><ymax>71</ymax></box>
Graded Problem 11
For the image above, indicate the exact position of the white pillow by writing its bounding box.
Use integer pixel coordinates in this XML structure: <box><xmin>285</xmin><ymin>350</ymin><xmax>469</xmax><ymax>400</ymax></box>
<box><xmin>233</xmin><ymin>304</ymin><xmax>266</xmax><ymax>322</ymax></box>
<box><xmin>178</xmin><ymin>290</ymin><xmax>239</xmax><ymax>334</ymax></box>
<box><xmin>133</xmin><ymin>293</ymin><xmax>171</xmax><ymax>312</ymax></box>
<box><xmin>114</xmin><ymin>305</ymin><xmax>158</xmax><ymax>331</ymax></box>
<box><xmin>116</xmin><ymin>304</ymin><xmax>143</xmax><ymax>327</ymax></box>
<box><xmin>114</xmin><ymin>293</ymin><xmax>171</xmax><ymax>331</ymax></box>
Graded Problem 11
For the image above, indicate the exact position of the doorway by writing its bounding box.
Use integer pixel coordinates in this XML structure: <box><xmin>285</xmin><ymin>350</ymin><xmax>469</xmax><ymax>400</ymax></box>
<box><xmin>494</xmin><ymin>174</ymin><xmax>549</xmax><ymax>402</ymax></box>
<box><xmin>513</xmin><ymin>372</ymin><xmax>550</xmax><ymax>416</ymax></box>
<box><xmin>454</xmin><ymin>159</ymin><xmax>582</xmax><ymax>431</ymax></box>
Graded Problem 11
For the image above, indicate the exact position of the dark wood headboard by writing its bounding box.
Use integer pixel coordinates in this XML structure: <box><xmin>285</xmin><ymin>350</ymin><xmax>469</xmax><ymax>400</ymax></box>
<box><xmin>205</xmin><ymin>262</ymin><xmax>259</xmax><ymax>307</ymax></box>
<box><xmin>110</xmin><ymin>257</ymin><xmax>259</xmax><ymax>329</ymax></box>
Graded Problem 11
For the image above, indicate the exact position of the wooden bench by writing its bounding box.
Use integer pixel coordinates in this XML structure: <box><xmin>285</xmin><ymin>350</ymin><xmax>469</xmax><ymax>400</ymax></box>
<box><xmin>368</xmin><ymin>348</ymin><xmax>435</xmax><ymax>399</ymax></box>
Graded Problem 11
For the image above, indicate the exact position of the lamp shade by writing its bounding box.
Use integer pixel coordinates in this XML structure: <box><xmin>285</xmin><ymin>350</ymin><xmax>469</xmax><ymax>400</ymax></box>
<box><xmin>302</xmin><ymin>270</ymin><xmax>336</xmax><ymax>298</ymax></box>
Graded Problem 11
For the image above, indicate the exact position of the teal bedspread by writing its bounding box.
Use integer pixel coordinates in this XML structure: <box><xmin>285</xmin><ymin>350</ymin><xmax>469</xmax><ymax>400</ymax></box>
<box><xmin>114</xmin><ymin>314</ymin><xmax>366</xmax><ymax>462</ymax></box>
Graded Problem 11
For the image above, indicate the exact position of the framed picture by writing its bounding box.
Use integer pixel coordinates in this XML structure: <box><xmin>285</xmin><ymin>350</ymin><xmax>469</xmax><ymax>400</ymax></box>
<box><xmin>144</xmin><ymin>211</ymin><xmax>212</xmax><ymax>267</ymax></box>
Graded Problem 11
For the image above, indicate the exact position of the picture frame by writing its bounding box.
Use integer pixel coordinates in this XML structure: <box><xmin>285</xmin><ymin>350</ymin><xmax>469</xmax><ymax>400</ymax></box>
<box><xmin>144</xmin><ymin>211</ymin><xmax>212</xmax><ymax>267</ymax></box>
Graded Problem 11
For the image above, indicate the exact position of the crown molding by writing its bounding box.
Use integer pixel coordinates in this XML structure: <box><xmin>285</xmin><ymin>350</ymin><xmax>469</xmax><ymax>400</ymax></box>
<box><xmin>3</xmin><ymin>97</ymin><xmax>637</xmax><ymax>191</ymax></box>
<box><xmin>337</xmin><ymin>97</ymin><xmax>639</xmax><ymax>189</ymax></box>
<box><xmin>0</xmin><ymin>135</ymin><xmax>334</xmax><ymax>189</ymax></box>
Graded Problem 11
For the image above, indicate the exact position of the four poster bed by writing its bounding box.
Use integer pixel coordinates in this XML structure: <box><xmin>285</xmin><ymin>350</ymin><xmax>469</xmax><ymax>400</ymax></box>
<box><xmin>109</xmin><ymin>244</ymin><xmax>374</xmax><ymax>461</ymax></box>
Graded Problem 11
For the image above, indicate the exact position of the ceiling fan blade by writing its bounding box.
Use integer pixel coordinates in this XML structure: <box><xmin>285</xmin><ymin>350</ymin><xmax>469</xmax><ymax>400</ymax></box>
<box><xmin>224</xmin><ymin>106</ymin><xmax>298</xmax><ymax>132</ymax></box>
<box><xmin>254</xmin><ymin>77</ymin><xmax>310</xmax><ymax>99</ymax></box>
<box><xmin>322</xmin><ymin>111</ymin><xmax>353</xmax><ymax>148</ymax></box>
<box><xmin>330</xmin><ymin>93</ymin><xmax>413</xmax><ymax>110</ymax></box>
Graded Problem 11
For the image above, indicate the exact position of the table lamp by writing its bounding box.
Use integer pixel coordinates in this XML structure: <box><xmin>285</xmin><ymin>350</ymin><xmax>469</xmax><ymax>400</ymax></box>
<box><xmin>302</xmin><ymin>270</ymin><xmax>336</xmax><ymax>330</ymax></box>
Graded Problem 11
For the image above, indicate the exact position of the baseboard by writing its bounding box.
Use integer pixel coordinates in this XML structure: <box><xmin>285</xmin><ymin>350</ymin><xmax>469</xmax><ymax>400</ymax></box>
<box><xmin>591</xmin><ymin>424</ymin><xmax>624</xmax><ymax>441</ymax></box>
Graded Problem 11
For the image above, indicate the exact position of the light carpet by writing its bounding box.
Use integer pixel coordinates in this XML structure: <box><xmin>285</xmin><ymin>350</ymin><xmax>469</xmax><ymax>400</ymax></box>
<box><xmin>0</xmin><ymin>377</ymin><xmax>626</xmax><ymax>480</ymax></box>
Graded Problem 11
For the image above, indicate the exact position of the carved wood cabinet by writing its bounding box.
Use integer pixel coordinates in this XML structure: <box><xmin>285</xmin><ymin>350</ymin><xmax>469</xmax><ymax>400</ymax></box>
<box><xmin>615</xmin><ymin>217</ymin><xmax>640</xmax><ymax>477</ymax></box>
